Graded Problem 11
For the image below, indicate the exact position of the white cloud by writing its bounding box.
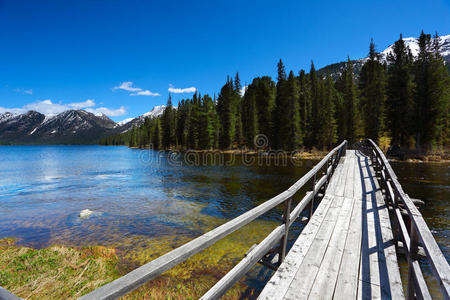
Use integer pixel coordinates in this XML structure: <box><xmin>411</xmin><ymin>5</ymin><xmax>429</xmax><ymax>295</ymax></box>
<box><xmin>130</xmin><ymin>90</ymin><xmax>160</xmax><ymax>96</ymax></box>
<box><xmin>113</xmin><ymin>81</ymin><xmax>160</xmax><ymax>96</ymax></box>
<box><xmin>14</xmin><ymin>88</ymin><xmax>33</xmax><ymax>95</ymax></box>
<box><xmin>168</xmin><ymin>85</ymin><xmax>196</xmax><ymax>94</ymax></box>
<box><xmin>68</xmin><ymin>99</ymin><xmax>96</xmax><ymax>109</ymax></box>
<box><xmin>86</xmin><ymin>106</ymin><xmax>127</xmax><ymax>117</ymax></box>
<box><xmin>0</xmin><ymin>99</ymin><xmax>127</xmax><ymax>117</ymax></box>
<box><xmin>113</xmin><ymin>81</ymin><xmax>142</xmax><ymax>92</ymax></box>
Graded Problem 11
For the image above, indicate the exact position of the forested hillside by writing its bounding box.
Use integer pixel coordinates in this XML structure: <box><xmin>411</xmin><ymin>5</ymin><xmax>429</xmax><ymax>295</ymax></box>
<box><xmin>100</xmin><ymin>32</ymin><xmax>449</xmax><ymax>153</ymax></box>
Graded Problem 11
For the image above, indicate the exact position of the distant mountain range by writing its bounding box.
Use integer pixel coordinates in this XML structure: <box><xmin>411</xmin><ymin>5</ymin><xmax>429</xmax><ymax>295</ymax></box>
<box><xmin>317</xmin><ymin>34</ymin><xmax>450</xmax><ymax>79</ymax></box>
<box><xmin>0</xmin><ymin>105</ymin><xmax>165</xmax><ymax>145</ymax></box>
<box><xmin>1</xmin><ymin>34</ymin><xmax>448</xmax><ymax>145</ymax></box>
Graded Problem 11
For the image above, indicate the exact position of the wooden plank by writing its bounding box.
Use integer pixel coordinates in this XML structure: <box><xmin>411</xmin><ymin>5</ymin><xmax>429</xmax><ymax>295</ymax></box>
<box><xmin>308</xmin><ymin>196</ymin><xmax>356</xmax><ymax>299</ymax></box>
<box><xmin>358</xmin><ymin>154</ymin><xmax>404</xmax><ymax>299</ymax></box>
<box><xmin>283</xmin><ymin>196</ymin><xmax>345</xmax><ymax>299</ymax></box>
<box><xmin>323</xmin><ymin>158</ymin><xmax>344</xmax><ymax>196</ymax></box>
<box><xmin>344</xmin><ymin>151</ymin><xmax>356</xmax><ymax>199</ymax></box>
<box><xmin>358</xmin><ymin>155</ymin><xmax>382</xmax><ymax>299</ymax></box>
<box><xmin>257</xmin><ymin>195</ymin><xmax>336</xmax><ymax>299</ymax></box>
<box><xmin>333</xmin><ymin>152</ymin><xmax>351</xmax><ymax>197</ymax></box>
<box><xmin>200</xmin><ymin>225</ymin><xmax>284</xmax><ymax>299</ymax></box>
<box><xmin>367</xmin><ymin>161</ymin><xmax>404</xmax><ymax>299</ymax></box>
<box><xmin>353</xmin><ymin>150</ymin><xmax>363</xmax><ymax>200</ymax></box>
<box><xmin>334</xmin><ymin>199</ymin><xmax>363</xmax><ymax>300</ymax></box>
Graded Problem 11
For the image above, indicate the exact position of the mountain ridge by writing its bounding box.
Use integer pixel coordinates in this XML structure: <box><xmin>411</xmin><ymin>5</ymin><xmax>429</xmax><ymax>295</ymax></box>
<box><xmin>0</xmin><ymin>106</ymin><xmax>165</xmax><ymax>144</ymax></box>
<box><xmin>317</xmin><ymin>34</ymin><xmax>450</xmax><ymax>79</ymax></box>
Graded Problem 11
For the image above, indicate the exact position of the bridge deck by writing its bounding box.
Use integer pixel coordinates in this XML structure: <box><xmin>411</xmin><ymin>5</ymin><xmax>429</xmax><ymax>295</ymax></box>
<box><xmin>258</xmin><ymin>150</ymin><xmax>404</xmax><ymax>300</ymax></box>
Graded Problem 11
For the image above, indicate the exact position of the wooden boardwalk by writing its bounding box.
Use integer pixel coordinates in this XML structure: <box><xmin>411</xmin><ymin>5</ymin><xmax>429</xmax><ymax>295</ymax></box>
<box><xmin>258</xmin><ymin>150</ymin><xmax>404</xmax><ymax>299</ymax></box>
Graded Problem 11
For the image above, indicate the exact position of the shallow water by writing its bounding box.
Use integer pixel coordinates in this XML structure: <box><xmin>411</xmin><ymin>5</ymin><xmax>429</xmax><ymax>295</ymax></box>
<box><xmin>0</xmin><ymin>146</ymin><xmax>448</xmax><ymax>297</ymax></box>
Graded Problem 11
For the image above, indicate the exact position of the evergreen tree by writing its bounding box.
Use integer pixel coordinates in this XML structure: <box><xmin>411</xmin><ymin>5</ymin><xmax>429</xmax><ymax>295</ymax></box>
<box><xmin>198</xmin><ymin>95</ymin><xmax>216</xmax><ymax>149</ymax></box>
<box><xmin>308</xmin><ymin>61</ymin><xmax>320</xmax><ymax>146</ymax></box>
<box><xmin>242</xmin><ymin>80</ymin><xmax>259</xmax><ymax>148</ymax></box>
<box><xmin>359</xmin><ymin>39</ymin><xmax>387</xmax><ymax>141</ymax></box>
<box><xmin>273</xmin><ymin>59</ymin><xmax>288</xmax><ymax>148</ymax></box>
<box><xmin>242</xmin><ymin>76</ymin><xmax>276</xmax><ymax>148</ymax></box>
<box><xmin>153</xmin><ymin>119</ymin><xmax>161</xmax><ymax>149</ymax></box>
<box><xmin>298</xmin><ymin>70</ymin><xmax>311</xmax><ymax>139</ymax></box>
<box><xmin>234</xmin><ymin>72</ymin><xmax>242</xmax><ymax>94</ymax></box>
<box><xmin>316</xmin><ymin>76</ymin><xmax>337</xmax><ymax>149</ymax></box>
<box><xmin>285</xmin><ymin>70</ymin><xmax>302</xmax><ymax>150</ymax></box>
<box><xmin>216</xmin><ymin>77</ymin><xmax>239</xmax><ymax>149</ymax></box>
<box><xmin>233</xmin><ymin>73</ymin><xmax>244</xmax><ymax>146</ymax></box>
<box><xmin>386</xmin><ymin>34</ymin><xmax>415</xmax><ymax>147</ymax></box>
<box><xmin>335</xmin><ymin>57</ymin><xmax>362</xmax><ymax>144</ymax></box>
<box><xmin>161</xmin><ymin>94</ymin><xmax>176</xmax><ymax>149</ymax></box>
<box><xmin>413</xmin><ymin>31</ymin><xmax>450</xmax><ymax>151</ymax></box>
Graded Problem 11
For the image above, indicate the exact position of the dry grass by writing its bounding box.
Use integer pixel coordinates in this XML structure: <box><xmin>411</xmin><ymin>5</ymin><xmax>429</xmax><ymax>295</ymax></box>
<box><xmin>0</xmin><ymin>219</ymin><xmax>276</xmax><ymax>299</ymax></box>
<box><xmin>0</xmin><ymin>238</ymin><xmax>119</xmax><ymax>299</ymax></box>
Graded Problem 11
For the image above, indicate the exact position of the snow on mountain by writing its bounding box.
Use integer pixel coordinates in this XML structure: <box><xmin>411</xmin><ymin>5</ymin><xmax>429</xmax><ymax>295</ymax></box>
<box><xmin>378</xmin><ymin>34</ymin><xmax>450</xmax><ymax>62</ymax></box>
<box><xmin>117</xmin><ymin>118</ymin><xmax>134</xmax><ymax>126</ymax></box>
<box><xmin>0</xmin><ymin>109</ymin><xmax>117</xmax><ymax>144</ymax></box>
<box><xmin>318</xmin><ymin>34</ymin><xmax>450</xmax><ymax>79</ymax></box>
<box><xmin>143</xmin><ymin>105</ymin><xmax>166</xmax><ymax>118</ymax></box>
<box><xmin>0</xmin><ymin>112</ymin><xmax>16</xmax><ymax>123</ymax></box>
<box><xmin>115</xmin><ymin>105</ymin><xmax>167</xmax><ymax>132</ymax></box>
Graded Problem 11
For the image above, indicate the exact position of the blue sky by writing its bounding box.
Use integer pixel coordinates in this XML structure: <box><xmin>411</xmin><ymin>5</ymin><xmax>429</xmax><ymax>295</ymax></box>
<box><xmin>0</xmin><ymin>0</ymin><xmax>449</xmax><ymax>122</ymax></box>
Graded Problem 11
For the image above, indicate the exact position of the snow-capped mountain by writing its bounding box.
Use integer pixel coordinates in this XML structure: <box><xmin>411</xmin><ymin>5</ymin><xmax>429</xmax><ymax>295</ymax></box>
<box><xmin>318</xmin><ymin>34</ymin><xmax>450</xmax><ymax>79</ymax></box>
<box><xmin>0</xmin><ymin>110</ymin><xmax>116</xmax><ymax>144</ymax></box>
<box><xmin>0</xmin><ymin>105</ymin><xmax>167</xmax><ymax>144</ymax></box>
<box><xmin>116</xmin><ymin>105</ymin><xmax>166</xmax><ymax>132</ymax></box>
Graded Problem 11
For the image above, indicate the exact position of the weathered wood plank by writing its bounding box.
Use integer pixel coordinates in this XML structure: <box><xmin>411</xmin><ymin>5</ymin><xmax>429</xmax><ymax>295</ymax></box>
<box><xmin>283</xmin><ymin>196</ymin><xmax>345</xmax><ymax>299</ymax></box>
<box><xmin>308</xmin><ymin>196</ymin><xmax>356</xmax><ymax>299</ymax></box>
<box><xmin>257</xmin><ymin>195</ymin><xmax>336</xmax><ymax>299</ymax></box>
<box><xmin>334</xmin><ymin>199</ymin><xmax>363</xmax><ymax>300</ymax></box>
<box><xmin>333</xmin><ymin>151</ymin><xmax>351</xmax><ymax>197</ymax></box>
<box><xmin>367</xmin><ymin>160</ymin><xmax>404</xmax><ymax>299</ymax></box>
<box><xmin>344</xmin><ymin>151</ymin><xmax>356</xmax><ymax>199</ymax></box>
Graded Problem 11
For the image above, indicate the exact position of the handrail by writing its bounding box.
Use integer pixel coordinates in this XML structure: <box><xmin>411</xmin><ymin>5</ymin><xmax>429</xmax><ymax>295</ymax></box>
<box><xmin>79</xmin><ymin>140</ymin><xmax>348</xmax><ymax>300</ymax></box>
<box><xmin>363</xmin><ymin>139</ymin><xmax>450</xmax><ymax>299</ymax></box>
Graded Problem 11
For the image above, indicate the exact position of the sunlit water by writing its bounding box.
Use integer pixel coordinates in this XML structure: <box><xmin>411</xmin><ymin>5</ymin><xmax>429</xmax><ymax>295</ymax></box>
<box><xmin>0</xmin><ymin>146</ymin><xmax>448</xmax><ymax>297</ymax></box>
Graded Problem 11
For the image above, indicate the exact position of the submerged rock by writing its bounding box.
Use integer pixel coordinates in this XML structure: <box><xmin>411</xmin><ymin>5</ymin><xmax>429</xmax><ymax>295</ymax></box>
<box><xmin>79</xmin><ymin>209</ymin><xmax>94</xmax><ymax>218</ymax></box>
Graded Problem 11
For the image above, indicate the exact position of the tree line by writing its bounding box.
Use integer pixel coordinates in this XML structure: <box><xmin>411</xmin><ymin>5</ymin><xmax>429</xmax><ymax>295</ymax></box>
<box><xmin>100</xmin><ymin>31</ymin><xmax>449</xmax><ymax>153</ymax></box>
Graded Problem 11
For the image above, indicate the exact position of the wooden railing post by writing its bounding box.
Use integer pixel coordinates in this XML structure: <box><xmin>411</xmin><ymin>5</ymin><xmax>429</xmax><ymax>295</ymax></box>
<box><xmin>407</xmin><ymin>223</ymin><xmax>420</xmax><ymax>299</ymax></box>
<box><xmin>279</xmin><ymin>197</ymin><xmax>292</xmax><ymax>264</ymax></box>
<box><xmin>310</xmin><ymin>174</ymin><xmax>316</xmax><ymax>219</ymax></box>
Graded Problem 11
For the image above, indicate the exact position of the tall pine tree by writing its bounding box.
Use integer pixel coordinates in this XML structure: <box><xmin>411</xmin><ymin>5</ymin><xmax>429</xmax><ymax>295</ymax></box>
<box><xmin>359</xmin><ymin>39</ymin><xmax>387</xmax><ymax>142</ymax></box>
<box><xmin>386</xmin><ymin>34</ymin><xmax>415</xmax><ymax>147</ymax></box>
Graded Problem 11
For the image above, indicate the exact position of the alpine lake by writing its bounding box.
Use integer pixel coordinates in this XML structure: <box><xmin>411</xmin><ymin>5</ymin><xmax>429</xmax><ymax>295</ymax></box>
<box><xmin>0</xmin><ymin>146</ymin><xmax>448</xmax><ymax>299</ymax></box>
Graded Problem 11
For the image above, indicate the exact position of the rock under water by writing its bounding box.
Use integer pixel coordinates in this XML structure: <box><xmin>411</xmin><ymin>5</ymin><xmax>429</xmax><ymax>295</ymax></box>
<box><xmin>79</xmin><ymin>209</ymin><xmax>94</xmax><ymax>218</ymax></box>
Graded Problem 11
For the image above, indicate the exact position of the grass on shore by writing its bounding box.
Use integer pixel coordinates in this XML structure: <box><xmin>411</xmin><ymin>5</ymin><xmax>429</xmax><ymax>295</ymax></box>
<box><xmin>0</xmin><ymin>238</ymin><xmax>119</xmax><ymax>299</ymax></box>
<box><xmin>0</xmin><ymin>218</ymin><xmax>276</xmax><ymax>299</ymax></box>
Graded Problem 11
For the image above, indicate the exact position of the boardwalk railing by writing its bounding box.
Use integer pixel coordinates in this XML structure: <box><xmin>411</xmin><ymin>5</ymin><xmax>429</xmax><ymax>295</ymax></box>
<box><xmin>361</xmin><ymin>139</ymin><xmax>450</xmax><ymax>300</ymax></box>
<box><xmin>78</xmin><ymin>140</ymin><xmax>348</xmax><ymax>300</ymax></box>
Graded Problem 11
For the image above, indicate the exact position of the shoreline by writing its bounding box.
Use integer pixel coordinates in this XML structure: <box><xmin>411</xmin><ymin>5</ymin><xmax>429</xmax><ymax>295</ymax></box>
<box><xmin>129</xmin><ymin>145</ymin><xmax>450</xmax><ymax>163</ymax></box>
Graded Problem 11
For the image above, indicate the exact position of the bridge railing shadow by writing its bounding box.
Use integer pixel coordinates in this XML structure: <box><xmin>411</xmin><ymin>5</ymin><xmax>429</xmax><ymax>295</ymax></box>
<box><xmin>356</xmin><ymin>150</ymin><xmax>394</xmax><ymax>299</ymax></box>
<box><xmin>355</xmin><ymin>139</ymin><xmax>450</xmax><ymax>300</ymax></box>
